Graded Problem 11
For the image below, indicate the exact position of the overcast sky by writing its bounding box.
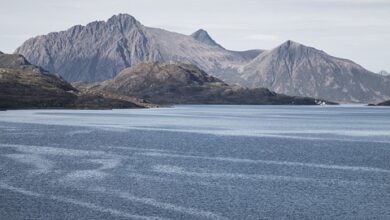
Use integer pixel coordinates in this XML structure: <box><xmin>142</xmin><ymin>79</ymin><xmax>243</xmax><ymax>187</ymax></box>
<box><xmin>0</xmin><ymin>0</ymin><xmax>389</xmax><ymax>72</ymax></box>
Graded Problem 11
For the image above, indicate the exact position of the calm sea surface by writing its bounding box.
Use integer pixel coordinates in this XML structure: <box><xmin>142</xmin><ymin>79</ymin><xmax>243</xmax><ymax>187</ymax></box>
<box><xmin>0</xmin><ymin>105</ymin><xmax>389</xmax><ymax>219</ymax></box>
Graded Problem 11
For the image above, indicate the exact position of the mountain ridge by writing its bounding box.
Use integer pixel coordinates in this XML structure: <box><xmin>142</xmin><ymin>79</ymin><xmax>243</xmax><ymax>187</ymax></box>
<box><xmin>16</xmin><ymin>14</ymin><xmax>255</xmax><ymax>83</ymax></box>
<box><xmin>237</xmin><ymin>40</ymin><xmax>390</xmax><ymax>103</ymax></box>
<box><xmin>15</xmin><ymin>13</ymin><xmax>390</xmax><ymax>103</ymax></box>
<box><xmin>94</xmin><ymin>62</ymin><xmax>334</xmax><ymax>105</ymax></box>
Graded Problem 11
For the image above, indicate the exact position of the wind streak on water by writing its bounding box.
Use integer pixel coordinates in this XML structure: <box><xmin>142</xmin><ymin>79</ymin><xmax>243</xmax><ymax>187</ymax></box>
<box><xmin>151</xmin><ymin>165</ymin><xmax>387</xmax><ymax>187</ymax></box>
<box><xmin>0</xmin><ymin>144</ymin><xmax>118</xmax><ymax>157</ymax></box>
<box><xmin>4</xmin><ymin>153</ymin><xmax>54</xmax><ymax>174</ymax></box>
<box><xmin>141</xmin><ymin>152</ymin><xmax>390</xmax><ymax>174</ymax></box>
<box><xmin>0</xmin><ymin>182</ymin><xmax>166</xmax><ymax>220</ymax></box>
<box><xmin>90</xmin><ymin>186</ymin><xmax>228</xmax><ymax>220</ymax></box>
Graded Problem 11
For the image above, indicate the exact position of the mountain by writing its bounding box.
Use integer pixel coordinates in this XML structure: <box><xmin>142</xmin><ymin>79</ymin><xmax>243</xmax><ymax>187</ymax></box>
<box><xmin>189</xmin><ymin>29</ymin><xmax>263</xmax><ymax>64</ymax></box>
<box><xmin>0</xmin><ymin>52</ymin><xmax>77</xmax><ymax>109</ymax></box>
<box><xmin>94</xmin><ymin>62</ymin><xmax>333</xmax><ymax>105</ymax></box>
<box><xmin>15</xmin><ymin>14</ymin><xmax>257</xmax><ymax>83</ymax></box>
<box><xmin>237</xmin><ymin>41</ymin><xmax>390</xmax><ymax>103</ymax></box>
<box><xmin>15</xmin><ymin>14</ymin><xmax>389</xmax><ymax>103</ymax></box>
<box><xmin>191</xmin><ymin>29</ymin><xmax>223</xmax><ymax>48</ymax></box>
<box><xmin>0</xmin><ymin>53</ymin><xmax>149</xmax><ymax>109</ymax></box>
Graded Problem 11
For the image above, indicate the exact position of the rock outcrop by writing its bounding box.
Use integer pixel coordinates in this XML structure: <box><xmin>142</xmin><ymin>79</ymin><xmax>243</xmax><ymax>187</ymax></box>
<box><xmin>96</xmin><ymin>62</ymin><xmax>334</xmax><ymax>105</ymax></box>
<box><xmin>0</xmin><ymin>53</ymin><xmax>149</xmax><ymax>109</ymax></box>
<box><xmin>375</xmin><ymin>100</ymin><xmax>390</xmax><ymax>106</ymax></box>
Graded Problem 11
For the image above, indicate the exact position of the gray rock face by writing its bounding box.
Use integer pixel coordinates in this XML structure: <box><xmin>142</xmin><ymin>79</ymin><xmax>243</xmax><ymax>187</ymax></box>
<box><xmin>237</xmin><ymin>41</ymin><xmax>390</xmax><ymax>103</ymax></box>
<box><xmin>15</xmin><ymin>14</ymin><xmax>160</xmax><ymax>82</ymax></box>
<box><xmin>16</xmin><ymin>14</ymin><xmax>254</xmax><ymax>83</ymax></box>
<box><xmin>15</xmin><ymin>14</ymin><xmax>390</xmax><ymax>103</ymax></box>
<box><xmin>191</xmin><ymin>29</ymin><xmax>223</xmax><ymax>48</ymax></box>
<box><xmin>99</xmin><ymin>62</ymin><xmax>333</xmax><ymax>105</ymax></box>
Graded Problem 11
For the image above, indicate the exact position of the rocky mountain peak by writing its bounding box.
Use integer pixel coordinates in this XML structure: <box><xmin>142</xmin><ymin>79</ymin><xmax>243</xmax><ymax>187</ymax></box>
<box><xmin>108</xmin><ymin>13</ymin><xmax>138</xmax><ymax>24</ymax></box>
<box><xmin>277</xmin><ymin>40</ymin><xmax>311</xmax><ymax>52</ymax></box>
<box><xmin>191</xmin><ymin>29</ymin><xmax>208</xmax><ymax>36</ymax></box>
<box><xmin>267</xmin><ymin>40</ymin><xmax>327</xmax><ymax>62</ymax></box>
<box><xmin>191</xmin><ymin>29</ymin><xmax>222</xmax><ymax>48</ymax></box>
<box><xmin>14</xmin><ymin>13</ymin><xmax>153</xmax><ymax>82</ymax></box>
<box><xmin>14</xmin><ymin>14</ymin><xmax>390</xmax><ymax>103</ymax></box>
<box><xmin>106</xmin><ymin>13</ymin><xmax>141</xmax><ymax>31</ymax></box>
<box><xmin>241</xmin><ymin>39</ymin><xmax>390</xmax><ymax>103</ymax></box>
<box><xmin>15</xmin><ymin>14</ymin><xmax>256</xmax><ymax>83</ymax></box>
<box><xmin>69</xmin><ymin>14</ymin><xmax>140</xmax><ymax>34</ymax></box>
<box><xmin>283</xmin><ymin>40</ymin><xmax>301</xmax><ymax>47</ymax></box>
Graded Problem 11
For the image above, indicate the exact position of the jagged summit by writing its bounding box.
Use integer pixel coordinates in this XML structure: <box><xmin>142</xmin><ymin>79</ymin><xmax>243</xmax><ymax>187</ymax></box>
<box><xmin>14</xmin><ymin>14</ymin><xmax>390</xmax><ymax>103</ymax></box>
<box><xmin>15</xmin><ymin>14</ymin><xmax>155</xmax><ymax>82</ymax></box>
<box><xmin>282</xmin><ymin>40</ymin><xmax>302</xmax><ymax>47</ymax></box>
<box><xmin>275</xmin><ymin>40</ymin><xmax>320</xmax><ymax>53</ymax></box>
<box><xmin>15</xmin><ymin>14</ymin><xmax>253</xmax><ymax>83</ymax></box>
<box><xmin>109</xmin><ymin>13</ymin><xmax>136</xmax><ymax>21</ymax></box>
<box><xmin>106</xmin><ymin>13</ymin><xmax>139</xmax><ymax>27</ymax></box>
<box><xmin>65</xmin><ymin>14</ymin><xmax>140</xmax><ymax>34</ymax></box>
<box><xmin>240</xmin><ymin>40</ymin><xmax>390</xmax><ymax>103</ymax></box>
<box><xmin>191</xmin><ymin>29</ymin><xmax>223</xmax><ymax>48</ymax></box>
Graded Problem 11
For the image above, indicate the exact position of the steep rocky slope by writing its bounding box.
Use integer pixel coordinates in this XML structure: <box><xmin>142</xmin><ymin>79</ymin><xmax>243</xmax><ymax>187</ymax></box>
<box><xmin>15</xmin><ymin>14</ymin><xmax>257</xmax><ymax>83</ymax></box>
<box><xmin>15</xmin><ymin>14</ymin><xmax>389</xmax><ymax>103</ymax></box>
<box><xmin>191</xmin><ymin>29</ymin><xmax>223</xmax><ymax>48</ymax></box>
<box><xmin>238</xmin><ymin>41</ymin><xmax>390</xmax><ymax>103</ymax></box>
<box><xmin>97</xmin><ymin>62</ymin><xmax>333</xmax><ymax>105</ymax></box>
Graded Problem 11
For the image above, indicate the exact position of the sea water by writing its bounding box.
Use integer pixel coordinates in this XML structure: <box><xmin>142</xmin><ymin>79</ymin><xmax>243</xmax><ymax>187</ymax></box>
<box><xmin>0</xmin><ymin>105</ymin><xmax>389</xmax><ymax>219</ymax></box>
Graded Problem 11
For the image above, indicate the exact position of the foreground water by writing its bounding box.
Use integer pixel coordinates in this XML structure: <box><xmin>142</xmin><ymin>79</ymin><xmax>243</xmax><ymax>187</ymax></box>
<box><xmin>0</xmin><ymin>105</ymin><xmax>389</xmax><ymax>219</ymax></box>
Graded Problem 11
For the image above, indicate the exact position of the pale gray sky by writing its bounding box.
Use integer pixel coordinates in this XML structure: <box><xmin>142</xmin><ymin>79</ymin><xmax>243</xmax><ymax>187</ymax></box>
<box><xmin>0</xmin><ymin>0</ymin><xmax>389</xmax><ymax>72</ymax></box>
